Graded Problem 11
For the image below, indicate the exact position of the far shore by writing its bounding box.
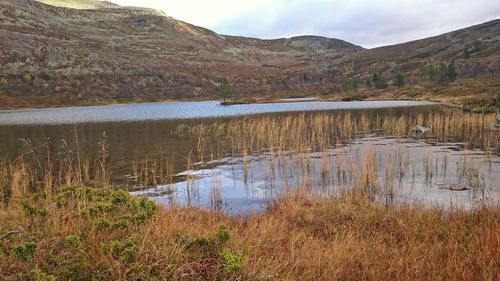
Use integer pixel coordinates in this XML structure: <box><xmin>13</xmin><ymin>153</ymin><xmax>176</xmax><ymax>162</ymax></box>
<box><xmin>0</xmin><ymin>76</ymin><xmax>498</xmax><ymax>113</ymax></box>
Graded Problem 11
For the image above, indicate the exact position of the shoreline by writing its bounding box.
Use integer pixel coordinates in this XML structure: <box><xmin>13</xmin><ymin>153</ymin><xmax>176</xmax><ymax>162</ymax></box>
<box><xmin>0</xmin><ymin>96</ymin><xmax>441</xmax><ymax>112</ymax></box>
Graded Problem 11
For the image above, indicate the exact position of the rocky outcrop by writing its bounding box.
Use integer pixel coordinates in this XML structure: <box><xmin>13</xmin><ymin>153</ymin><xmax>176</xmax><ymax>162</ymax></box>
<box><xmin>282</xmin><ymin>36</ymin><xmax>364</xmax><ymax>52</ymax></box>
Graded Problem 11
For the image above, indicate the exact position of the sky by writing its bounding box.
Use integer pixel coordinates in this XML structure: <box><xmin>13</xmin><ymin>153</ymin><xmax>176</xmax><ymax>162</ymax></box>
<box><xmin>107</xmin><ymin>0</ymin><xmax>500</xmax><ymax>48</ymax></box>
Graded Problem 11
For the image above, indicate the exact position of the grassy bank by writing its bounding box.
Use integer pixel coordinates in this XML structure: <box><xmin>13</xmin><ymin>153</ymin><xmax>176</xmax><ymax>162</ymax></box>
<box><xmin>1</xmin><ymin>76</ymin><xmax>499</xmax><ymax>112</ymax></box>
<box><xmin>0</xmin><ymin>187</ymin><xmax>498</xmax><ymax>280</ymax></box>
<box><xmin>320</xmin><ymin>76</ymin><xmax>500</xmax><ymax>113</ymax></box>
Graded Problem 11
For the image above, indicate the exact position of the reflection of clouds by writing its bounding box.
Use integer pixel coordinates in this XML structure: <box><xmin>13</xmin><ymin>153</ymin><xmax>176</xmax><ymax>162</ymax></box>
<box><xmin>132</xmin><ymin>137</ymin><xmax>500</xmax><ymax>214</ymax></box>
<box><xmin>212</xmin><ymin>0</ymin><xmax>500</xmax><ymax>48</ymax></box>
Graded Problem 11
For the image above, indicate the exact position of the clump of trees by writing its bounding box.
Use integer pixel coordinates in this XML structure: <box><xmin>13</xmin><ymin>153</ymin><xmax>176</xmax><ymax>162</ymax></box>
<box><xmin>371</xmin><ymin>71</ymin><xmax>388</xmax><ymax>89</ymax></box>
<box><xmin>342</xmin><ymin>76</ymin><xmax>359</xmax><ymax>91</ymax></box>
<box><xmin>393</xmin><ymin>72</ymin><xmax>406</xmax><ymax>87</ymax></box>
<box><xmin>364</xmin><ymin>70</ymin><xmax>406</xmax><ymax>89</ymax></box>
<box><xmin>463</xmin><ymin>47</ymin><xmax>480</xmax><ymax>59</ymax></box>
<box><xmin>421</xmin><ymin>62</ymin><xmax>458</xmax><ymax>85</ymax></box>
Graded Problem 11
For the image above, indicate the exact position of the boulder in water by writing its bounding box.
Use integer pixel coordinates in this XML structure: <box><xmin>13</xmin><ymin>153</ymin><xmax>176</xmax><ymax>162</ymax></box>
<box><xmin>437</xmin><ymin>184</ymin><xmax>469</xmax><ymax>191</ymax></box>
<box><xmin>492</xmin><ymin>115</ymin><xmax>500</xmax><ymax>131</ymax></box>
<box><xmin>412</xmin><ymin>125</ymin><xmax>429</xmax><ymax>134</ymax></box>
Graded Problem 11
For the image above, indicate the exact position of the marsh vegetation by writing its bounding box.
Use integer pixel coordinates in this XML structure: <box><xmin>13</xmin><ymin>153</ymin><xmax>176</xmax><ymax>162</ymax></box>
<box><xmin>0</xmin><ymin>106</ymin><xmax>499</xmax><ymax>280</ymax></box>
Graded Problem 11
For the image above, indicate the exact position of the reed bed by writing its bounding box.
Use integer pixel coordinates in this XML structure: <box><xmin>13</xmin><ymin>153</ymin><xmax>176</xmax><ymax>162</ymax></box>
<box><xmin>172</xmin><ymin>111</ymin><xmax>498</xmax><ymax>205</ymax></box>
<box><xmin>176</xmin><ymin>111</ymin><xmax>498</xmax><ymax>160</ymax></box>
<box><xmin>1</xmin><ymin>111</ymin><xmax>497</xmax><ymax>207</ymax></box>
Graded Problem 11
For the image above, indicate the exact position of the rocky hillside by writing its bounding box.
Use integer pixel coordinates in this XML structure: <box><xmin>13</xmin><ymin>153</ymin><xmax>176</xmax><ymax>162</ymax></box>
<box><xmin>36</xmin><ymin>0</ymin><xmax>120</xmax><ymax>9</ymax></box>
<box><xmin>0</xmin><ymin>0</ymin><xmax>498</xmax><ymax>107</ymax></box>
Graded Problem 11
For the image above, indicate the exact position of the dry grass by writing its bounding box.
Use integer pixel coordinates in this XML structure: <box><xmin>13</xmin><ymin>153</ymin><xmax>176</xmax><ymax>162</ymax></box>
<box><xmin>324</xmin><ymin>76</ymin><xmax>500</xmax><ymax>113</ymax></box>
<box><xmin>176</xmin><ymin>111</ymin><xmax>498</xmax><ymax>157</ymax></box>
<box><xmin>1</xmin><ymin>111</ymin><xmax>499</xmax><ymax>280</ymax></box>
<box><xmin>0</xmin><ymin>186</ymin><xmax>498</xmax><ymax>280</ymax></box>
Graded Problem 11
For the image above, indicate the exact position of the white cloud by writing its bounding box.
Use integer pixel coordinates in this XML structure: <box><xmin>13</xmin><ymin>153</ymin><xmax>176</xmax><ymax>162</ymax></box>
<box><xmin>105</xmin><ymin>0</ymin><xmax>500</xmax><ymax>48</ymax></box>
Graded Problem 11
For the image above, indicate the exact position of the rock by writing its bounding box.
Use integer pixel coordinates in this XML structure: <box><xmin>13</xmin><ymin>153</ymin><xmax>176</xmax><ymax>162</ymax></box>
<box><xmin>437</xmin><ymin>184</ymin><xmax>469</xmax><ymax>191</ymax></box>
<box><xmin>412</xmin><ymin>125</ymin><xmax>430</xmax><ymax>134</ymax></box>
<box><xmin>491</xmin><ymin>115</ymin><xmax>500</xmax><ymax>131</ymax></box>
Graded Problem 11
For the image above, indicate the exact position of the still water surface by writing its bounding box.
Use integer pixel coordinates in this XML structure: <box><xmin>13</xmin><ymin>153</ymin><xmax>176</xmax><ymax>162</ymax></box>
<box><xmin>0</xmin><ymin>100</ymin><xmax>497</xmax><ymax>214</ymax></box>
<box><xmin>0</xmin><ymin>100</ymin><xmax>434</xmax><ymax>125</ymax></box>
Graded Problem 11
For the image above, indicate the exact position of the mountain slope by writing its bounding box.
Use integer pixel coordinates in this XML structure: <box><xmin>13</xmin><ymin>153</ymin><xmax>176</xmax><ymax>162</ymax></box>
<box><xmin>36</xmin><ymin>0</ymin><xmax>120</xmax><ymax>9</ymax></box>
<box><xmin>0</xmin><ymin>0</ymin><xmax>498</xmax><ymax>108</ymax></box>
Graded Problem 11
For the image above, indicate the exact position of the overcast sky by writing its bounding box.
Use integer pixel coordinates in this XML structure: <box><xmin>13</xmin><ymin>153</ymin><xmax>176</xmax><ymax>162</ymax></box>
<box><xmin>108</xmin><ymin>0</ymin><xmax>500</xmax><ymax>48</ymax></box>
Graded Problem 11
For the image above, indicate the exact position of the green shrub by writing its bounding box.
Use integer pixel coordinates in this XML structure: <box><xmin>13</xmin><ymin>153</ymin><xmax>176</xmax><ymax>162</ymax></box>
<box><xmin>217</xmin><ymin>225</ymin><xmax>230</xmax><ymax>244</ymax></box>
<box><xmin>371</xmin><ymin>71</ymin><xmax>388</xmax><ymax>89</ymax></box>
<box><xmin>13</xmin><ymin>241</ymin><xmax>37</xmax><ymax>261</ymax></box>
<box><xmin>103</xmin><ymin>236</ymin><xmax>139</xmax><ymax>263</ymax></box>
<box><xmin>111</xmin><ymin>218</ymin><xmax>128</xmax><ymax>229</ymax></box>
<box><xmin>220</xmin><ymin>250</ymin><xmax>242</xmax><ymax>272</ymax></box>
<box><xmin>32</xmin><ymin>268</ymin><xmax>56</xmax><ymax>281</ymax></box>
<box><xmin>96</xmin><ymin>217</ymin><xmax>111</xmax><ymax>230</ymax></box>
<box><xmin>65</xmin><ymin>235</ymin><xmax>81</xmax><ymax>247</ymax></box>
<box><xmin>394</xmin><ymin>73</ymin><xmax>406</xmax><ymax>87</ymax></box>
<box><xmin>20</xmin><ymin>200</ymin><xmax>48</xmax><ymax>217</ymax></box>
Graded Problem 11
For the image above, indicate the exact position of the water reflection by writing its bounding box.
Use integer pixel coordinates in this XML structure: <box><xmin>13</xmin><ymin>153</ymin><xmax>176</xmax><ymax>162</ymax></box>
<box><xmin>132</xmin><ymin>136</ymin><xmax>499</xmax><ymax>214</ymax></box>
<box><xmin>3</xmin><ymin>102</ymin><xmax>496</xmax><ymax>214</ymax></box>
<box><xmin>0</xmin><ymin>100</ymin><xmax>435</xmax><ymax>125</ymax></box>
<box><xmin>0</xmin><ymin>104</ymin><xmax>446</xmax><ymax>181</ymax></box>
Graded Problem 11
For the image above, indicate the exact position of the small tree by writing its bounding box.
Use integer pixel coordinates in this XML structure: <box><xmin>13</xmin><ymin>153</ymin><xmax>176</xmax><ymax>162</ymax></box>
<box><xmin>342</xmin><ymin>76</ymin><xmax>359</xmax><ymax>91</ymax></box>
<box><xmin>216</xmin><ymin>77</ymin><xmax>233</xmax><ymax>102</ymax></box>
<box><xmin>447</xmin><ymin>63</ymin><xmax>458</xmax><ymax>82</ymax></box>
<box><xmin>372</xmin><ymin>71</ymin><xmax>388</xmax><ymax>89</ymax></box>
<box><xmin>365</xmin><ymin>78</ymin><xmax>373</xmax><ymax>88</ymax></box>
<box><xmin>425</xmin><ymin>65</ymin><xmax>437</xmax><ymax>82</ymax></box>
<box><xmin>436</xmin><ymin>62</ymin><xmax>458</xmax><ymax>85</ymax></box>
<box><xmin>463</xmin><ymin>48</ymin><xmax>470</xmax><ymax>59</ymax></box>
<box><xmin>394</xmin><ymin>72</ymin><xmax>406</xmax><ymax>87</ymax></box>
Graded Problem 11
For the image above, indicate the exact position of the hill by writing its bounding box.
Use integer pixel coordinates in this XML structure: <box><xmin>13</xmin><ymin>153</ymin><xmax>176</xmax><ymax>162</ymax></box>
<box><xmin>0</xmin><ymin>0</ymin><xmax>498</xmax><ymax>110</ymax></box>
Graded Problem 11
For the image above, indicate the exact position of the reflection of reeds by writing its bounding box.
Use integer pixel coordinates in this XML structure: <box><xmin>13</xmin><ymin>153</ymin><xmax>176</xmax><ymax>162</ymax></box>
<box><xmin>320</xmin><ymin>149</ymin><xmax>330</xmax><ymax>187</ymax></box>
<box><xmin>465</xmin><ymin>159</ymin><xmax>487</xmax><ymax>202</ymax></box>
<box><xmin>357</xmin><ymin>145</ymin><xmax>378</xmax><ymax>201</ymax></box>
<box><xmin>170</xmin><ymin>111</ymin><xmax>497</xmax><ymax>207</ymax></box>
<box><xmin>96</xmin><ymin>131</ymin><xmax>110</xmax><ymax>188</ymax></box>
<box><xmin>423</xmin><ymin>150</ymin><xmax>434</xmax><ymax>182</ymax></box>
<box><xmin>242</xmin><ymin>148</ymin><xmax>248</xmax><ymax>185</ymax></box>
<box><xmin>383</xmin><ymin>155</ymin><xmax>396</xmax><ymax>206</ymax></box>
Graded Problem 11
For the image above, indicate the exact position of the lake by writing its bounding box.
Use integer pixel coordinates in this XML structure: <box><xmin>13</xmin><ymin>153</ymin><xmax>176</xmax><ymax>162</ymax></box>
<box><xmin>0</xmin><ymin>100</ymin><xmax>498</xmax><ymax>214</ymax></box>
<box><xmin>0</xmin><ymin>100</ymin><xmax>435</xmax><ymax>125</ymax></box>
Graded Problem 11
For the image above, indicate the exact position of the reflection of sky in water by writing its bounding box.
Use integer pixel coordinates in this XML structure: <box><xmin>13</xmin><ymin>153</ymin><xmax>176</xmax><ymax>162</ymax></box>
<box><xmin>0</xmin><ymin>100</ymin><xmax>435</xmax><ymax>125</ymax></box>
<box><xmin>132</xmin><ymin>136</ymin><xmax>499</xmax><ymax>215</ymax></box>
<box><xmin>0</xmin><ymin>102</ymin><xmax>446</xmax><ymax>180</ymax></box>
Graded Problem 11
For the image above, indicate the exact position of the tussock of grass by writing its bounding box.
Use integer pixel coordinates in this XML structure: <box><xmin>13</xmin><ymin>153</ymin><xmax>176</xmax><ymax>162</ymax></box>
<box><xmin>1</xmin><ymin>187</ymin><xmax>498</xmax><ymax>280</ymax></box>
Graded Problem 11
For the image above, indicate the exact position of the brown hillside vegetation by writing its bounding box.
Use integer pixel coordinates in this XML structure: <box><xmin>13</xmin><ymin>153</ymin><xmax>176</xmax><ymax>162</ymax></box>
<box><xmin>0</xmin><ymin>0</ymin><xmax>498</xmax><ymax>109</ymax></box>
